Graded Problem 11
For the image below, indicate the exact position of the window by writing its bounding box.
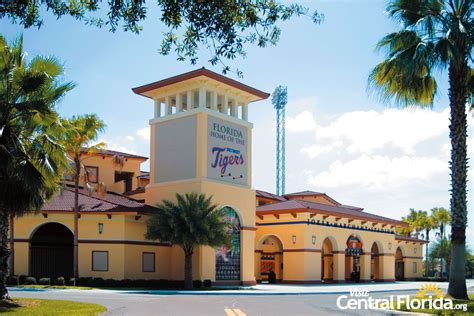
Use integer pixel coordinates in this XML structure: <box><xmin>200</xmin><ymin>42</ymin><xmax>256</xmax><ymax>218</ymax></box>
<box><xmin>142</xmin><ymin>252</ymin><xmax>155</xmax><ymax>272</ymax></box>
<box><xmin>92</xmin><ymin>251</ymin><xmax>108</xmax><ymax>271</ymax></box>
<box><xmin>85</xmin><ymin>166</ymin><xmax>99</xmax><ymax>183</ymax></box>
<box><xmin>412</xmin><ymin>262</ymin><xmax>417</xmax><ymax>273</ymax></box>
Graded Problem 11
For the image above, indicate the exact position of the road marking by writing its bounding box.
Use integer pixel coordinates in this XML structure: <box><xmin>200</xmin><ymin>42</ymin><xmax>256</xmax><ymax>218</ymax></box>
<box><xmin>224</xmin><ymin>308</ymin><xmax>246</xmax><ymax>316</ymax></box>
<box><xmin>233</xmin><ymin>309</ymin><xmax>246</xmax><ymax>316</ymax></box>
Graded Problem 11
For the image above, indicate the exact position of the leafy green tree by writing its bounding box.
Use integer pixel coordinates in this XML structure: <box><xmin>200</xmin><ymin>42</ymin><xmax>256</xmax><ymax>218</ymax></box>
<box><xmin>61</xmin><ymin>115</ymin><xmax>105</xmax><ymax>281</ymax></box>
<box><xmin>369</xmin><ymin>0</ymin><xmax>472</xmax><ymax>299</ymax></box>
<box><xmin>146</xmin><ymin>193</ymin><xmax>231</xmax><ymax>289</ymax></box>
<box><xmin>0</xmin><ymin>34</ymin><xmax>73</xmax><ymax>299</ymax></box>
<box><xmin>0</xmin><ymin>1</ymin><xmax>323</xmax><ymax>74</ymax></box>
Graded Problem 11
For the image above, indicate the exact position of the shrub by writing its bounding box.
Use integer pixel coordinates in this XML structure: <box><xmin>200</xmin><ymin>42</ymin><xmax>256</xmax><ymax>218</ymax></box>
<box><xmin>24</xmin><ymin>276</ymin><xmax>37</xmax><ymax>285</ymax></box>
<box><xmin>134</xmin><ymin>279</ymin><xmax>148</xmax><ymax>288</ymax></box>
<box><xmin>55</xmin><ymin>277</ymin><xmax>65</xmax><ymax>286</ymax></box>
<box><xmin>39</xmin><ymin>277</ymin><xmax>50</xmax><ymax>285</ymax></box>
<box><xmin>18</xmin><ymin>275</ymin><xmax>27</xmax><ymax>285</ymax></box>
<box><xmin>104</xmin><ymin>279</ymin><xmax>118</xmax><ymax>287</ymax></box>
<box><xmin>193</xmin><ymin>280</ymin><xmax>202</xmax><ymax>288</ymax></box>
<box><xmin>203</xmin><ymin>279</ymin><xmax>212</xmax><ymax>288</ymax></box>
<box><xmin>6</xmin><ymin>275</ymin><xmax>19</xmax><ymax>286</ymax></box>
<box><xmin>68</xmin><ymin>278</ymin><xmax>76</xmax><ymax>286</ymax></box>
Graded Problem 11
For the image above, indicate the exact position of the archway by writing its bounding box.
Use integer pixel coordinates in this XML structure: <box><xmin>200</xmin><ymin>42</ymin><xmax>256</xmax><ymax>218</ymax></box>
<box><xmin>345</xmin><ymin>235</ymin><xmax>363</xmax><ymax>282</ymax></box>
<box><xmin>30</xmin><ymin>223</ymin><xmax>73</xmax><ymax>279</ymax></box>
<box><xmin>371</xmin><ymin>242</ymin><xmax>381</xmax><ymax>280</ymax></box>
<box><xmin>321</xmin><ymin>237</ymin><xmax>336</xmax><ymax>282</ymax></box>
<box><xmin>256</xmin><ymin>235</ymin><xmax>283</xmax><ymax>283</ymax></box>
<box><xmin>215</xmin><ymin>207</ymin><xmax>241</xmax><ymax>281</ymax></box>
<box><xmin>395</xmin><ymin>247</ymin><xmax>404</xmax><ymax>281</ymax></box>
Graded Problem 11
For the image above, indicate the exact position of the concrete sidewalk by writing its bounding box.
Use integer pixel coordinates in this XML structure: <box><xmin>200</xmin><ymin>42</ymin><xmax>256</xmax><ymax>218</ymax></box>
<box><xmin>9</xmin><ymin>279</ymin><xmax>474</xmax><ymax>296</ymax></box>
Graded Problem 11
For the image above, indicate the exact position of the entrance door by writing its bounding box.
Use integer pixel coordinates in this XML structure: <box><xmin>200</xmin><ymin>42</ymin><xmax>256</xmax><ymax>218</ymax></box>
<box><xmin>30</xmin><ymin>223</ymin><xmax>73</xmax><ymax>279</ymax></box>
<box><xmin>395</xmin><ymin>262</ymin><xmax>404</xmax><ymax>281</ymax></box>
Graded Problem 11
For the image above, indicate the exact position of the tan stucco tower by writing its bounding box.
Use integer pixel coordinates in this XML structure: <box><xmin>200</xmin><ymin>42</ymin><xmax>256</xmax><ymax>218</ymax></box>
<box><xmin>133</xmin><ymin>68</ymin><xmax>269</xmax><ymax>285</ymax></box>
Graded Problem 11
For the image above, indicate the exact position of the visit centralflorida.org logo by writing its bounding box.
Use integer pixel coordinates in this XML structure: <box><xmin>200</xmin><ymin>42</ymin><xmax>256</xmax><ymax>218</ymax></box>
<box><xmin>336</xmin><ymin>283</ymin><xmax>468</xmax><ymax>312</ymax></box>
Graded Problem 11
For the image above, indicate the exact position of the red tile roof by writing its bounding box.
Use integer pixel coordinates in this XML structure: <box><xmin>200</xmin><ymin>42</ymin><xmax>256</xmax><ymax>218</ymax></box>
<box><xmin>395</xmin><ymin>235</ymin><xmax>429</xmax><ymax>243</ymax></box>
<box><xmin>41</xmin><ymin>186</ymin><xmax>157</xmax><ymax>214</ymax></box>
<box><xmin>256</xmin><ymin>199</ymin><xmax>407</xmax><ymax>227</ymax></box>
<box><xmin>256</xmin><ymin>190</ymin><xmax>287</xmax><ymax>202</ymax></box>
<box><xmin>283</xmin><ymin>190</ymin><xmax>341</xmax><ymax>206</ymax></box>
<box><xmin>132</xmin><ymin>68</ymin><xmax>270</xmax><ymax>100</ymax></box>
<box><xmin>283</xmin><ymin>190</ymin><xmax>325</xmax><ymax>197</ymax></box>
<box><xmin>81</xmin><ymin>148</ymin><xmax>148</xmax><ymax>160</ymax></box>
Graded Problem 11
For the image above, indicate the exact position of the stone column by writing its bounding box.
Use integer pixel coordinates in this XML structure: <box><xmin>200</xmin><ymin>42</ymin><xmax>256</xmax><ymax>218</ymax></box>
<box><xmin>165</xmin><ymin>96</ymin><xmax>172</xmax><ymax>116</ymax></box>
<box><xmin>187</xmin><ymin>90</ymin><xmax>194</xmax><ymax>109</ymax></box>
<box><xmin>360</xmin><ymin>253</ymin><xmax>371</xmax><ymax>282</ymax></box>
<box><xmin>210</xmin><ymin>91</ymin><xmax>218</xmax><ymax>111</ymax></box>
<box><xmin>241</xmin><ymin>229</ymin><xmax>256</xmax><ymax>285</ymax></box>
<box><xmin>223</xmin><ymin>95</ymin><xmax>229</xmax><ymax>114</ymax></box>
<box><xmin>154</xmin><ymin>99</ymin><xmax>161</xmax><ymax>118</ymax></box>
<box><xmin>333</xmin><ymin>252</ymin><xmax>346</xmax><ymax>283</ymax></box>
<box><xmin>230</xmin><ymin>100</ymin><xmax>238</xmax><ymax>117</ymax></box>
<box><xmin>198</xmin><ymin>85</ymin><xmax>206</xmax><ymax>108</ymax></box>
<box><xmin>381</xmin><ymin>254</ymin><xmax>395</xmax><ymax>281</ymax></box>
<box><xmin>242</xmin><ymin>103</ymin><xmax>249</xmax><ymax>121</ymax></box>
<box><xmin>176</xmin><ymin>93</ymin><xmax>183</xmax><ymax>112</ymax></box>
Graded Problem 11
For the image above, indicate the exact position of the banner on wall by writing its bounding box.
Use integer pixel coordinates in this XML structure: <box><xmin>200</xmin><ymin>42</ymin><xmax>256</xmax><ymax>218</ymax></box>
<box><xmin>207</xmin><ymin>116</ymin><xmax>248</xmax><ymax>185</ymax></box>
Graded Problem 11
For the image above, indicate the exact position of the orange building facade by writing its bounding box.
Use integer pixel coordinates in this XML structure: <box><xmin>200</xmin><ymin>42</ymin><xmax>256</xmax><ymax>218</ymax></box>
<box><xmin>9</xmin><ymin>69</ymin><xmax>427</xmax><ymax>285</ymax></box>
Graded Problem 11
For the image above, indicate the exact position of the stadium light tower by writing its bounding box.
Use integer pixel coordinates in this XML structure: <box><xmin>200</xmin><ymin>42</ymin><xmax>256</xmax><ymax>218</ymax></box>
<box><xmin>272</xmin><ymin>85</ymin><xmax>288</xmax><ymax>196</ymax></box>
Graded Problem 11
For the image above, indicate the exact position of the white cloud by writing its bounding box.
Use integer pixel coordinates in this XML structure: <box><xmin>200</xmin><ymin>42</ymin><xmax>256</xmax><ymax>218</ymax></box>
<box><xmin>308</xmin><ymin>155</ymin><xmax>448</xmax><ymax>190</ymax></box>
<box><xmin>97</xmin><ymin>138</ymin><xmax>138</xmax><ymax>155</ymax></box>
<box><xmin>290</xmin><ymin>108</ymin><xmax>451</xmax><ymax>156</ymax></box>
<box><xmin>286</xmin><ymin>110</ymin><xmax>317</xmax><ymax>132</ymax></box>
<box><xmin>125</xmin><ymin>135</ymin><xmax>135</xmax><ymax>141</ymax></box>
<box><xmin>136</xmin><ymin>127</ymin><xmax>150</xmax><ymax>140</ymax></box>
<box><xmin>301</xmin><ymin>144</ymin><xmax>336</xmax><ymax>158</ymax></box>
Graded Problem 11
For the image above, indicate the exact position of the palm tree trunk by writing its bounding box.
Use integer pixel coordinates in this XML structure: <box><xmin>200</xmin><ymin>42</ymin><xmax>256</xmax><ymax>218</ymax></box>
<box><xmin>0</xmin><ymin>211</ymin><xmax>10</xmax><ymax>300</ymax></box>
<box><xmin>447</xmin><ymin>57</ymin><xmax>469</xmax><ymax>300</ymax></box>
<box><xmin>184</xmin><ymin>251</ymin><xmax>193</xmax><ymax>290</ymax></box>
<box><xmin>425</xmin><ymin>229</ymin><xmax>430</xmax><ymax>277</ymax></box>
<box><xmin>73</xmin><ymin>157</ymin><xmax>80</xmax><ymax>282</ymax></box>
<box><xmin>9</xmin><ymin>214</ymin><xmax>13</xmax><ymax>277</ymax></box>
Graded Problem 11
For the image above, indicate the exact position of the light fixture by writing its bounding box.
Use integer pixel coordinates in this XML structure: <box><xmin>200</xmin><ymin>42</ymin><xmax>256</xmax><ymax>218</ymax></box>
<box><xmin>414</xmin><ymin>247</ymin><xmax>417</xmax><ymax>254</ymax></box>
<box><xmin>98</xmin><ymin>223</ymin><xmax>104</xmax><ymax>234</ymax></box>
<box><xmin>388</xmin><ymin>242</ymin><xmax>392</xmax><ymax>250</ymax></box>
<box><xmin>312</xmin><ymin>235</ymin><xmax>316</xmax><ymax>245</ymax></box>
<box><xmin>292</xmin><ymin>235</ymin><xmax>297</xmax><ymax>244</ymax></box>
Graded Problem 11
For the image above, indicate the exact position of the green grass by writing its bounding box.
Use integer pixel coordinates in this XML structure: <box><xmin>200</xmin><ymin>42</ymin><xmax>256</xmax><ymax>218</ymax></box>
<box><xmin>0</xmin><ymin>298</ymin><xmax>106</xmax><ymax>315</ymax></box>
<box><xmin>15</xmin><ymin>285</ymin><xmax>95</xmax><ymax>290</ymax></box>
<box><xmin>395</xmin><ymin>294</ymin><xmax>474</xmax><ymax>315</ymax></box>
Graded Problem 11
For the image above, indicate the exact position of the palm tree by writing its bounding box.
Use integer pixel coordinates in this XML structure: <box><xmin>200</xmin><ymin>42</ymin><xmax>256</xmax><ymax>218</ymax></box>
<box><xmin>146</xmin><ymin>193</ymin><xmax>231</xmax><ymax>289</ymax></box>
<box><xmin>61</xmin><ymin>115</ymin><xmax>105</xmax><ymax>281</ymax></box>
<box><xmin>404</xmin><ymin>209</ymin><xmax>424</xmax><ymax>238</ymax></box>
<box><xmin>432</xmin><ymin>207</ymin><xmax>451</xmax><ymax>240</ymax></box>
<box><xmin>0</xmin><ymin>35</ymin><xmax>73</xmax><ymax>299</ymax></box>
<box><xmin>369</xmin><ymin>0</ymin><xmax>472</xmax><ymax>299</ymax></box>
<box><xmin>417</xmin><ymin>211</ymin><xmax>438</xmax><ymax>277</ymax></box>
<box><xmin>431</xmin><ymin>207</ymin><xmax>451</xmax><ymax>278</ymax></box>
<box><xmin>430</xmin><ymin>238</ymin><xmax>452</xmax><ymax>279</ymax></box>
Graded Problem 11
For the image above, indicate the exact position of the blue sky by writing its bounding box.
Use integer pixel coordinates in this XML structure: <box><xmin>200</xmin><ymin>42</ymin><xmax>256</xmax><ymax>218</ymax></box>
<box><xmin>1</xmin><ymin>0</ymin><xmax>472</xmax><ymax>241</ymax></box>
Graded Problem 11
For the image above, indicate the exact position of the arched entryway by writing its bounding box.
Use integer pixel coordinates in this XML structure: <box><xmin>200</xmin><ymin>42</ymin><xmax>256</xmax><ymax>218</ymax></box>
<box><xmin>256</xmin><ymin>235</ymin><xmax>283</xmax><ymax>283</ymax></box>
<box><xmin>30</xmin><ymin>223</ymin><xmax>73</xmax><ymax>279</ymax></box>
<box><xmin>395</xmin><ymin>247</ymin><xmax>404</xmax><ymax>280</ymax></box>
<box><xmin>345</xmin><ymin>235</ymin><xmax>363</xmax><ymax>282</ymax></box>
<box><xmin>321</xmin><ymin>237</ymin><xmax>336</xmax><ymax>282</ymax></box>
<box><xmin>371</xmin><ymin>242</ymin><xmax>381</xmax><ymax>280</ymax></box>
<box><xmin>215</xmin><ymin>207</ymin><xmax>241</xmax><ymax>281</ymax></box>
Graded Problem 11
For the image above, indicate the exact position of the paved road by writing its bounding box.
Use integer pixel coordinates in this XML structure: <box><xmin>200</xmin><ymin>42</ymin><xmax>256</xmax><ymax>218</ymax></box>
<box><xmin>9</xmin><ymin>288</ymin><xmax>428</xmax><ymax>315</ymax></box>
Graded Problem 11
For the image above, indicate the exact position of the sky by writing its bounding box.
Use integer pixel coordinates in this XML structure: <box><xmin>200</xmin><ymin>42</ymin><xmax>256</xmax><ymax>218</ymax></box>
<box><xmin>1</xmin><ymin>0</ymin><xmax>473</xmax><ymax>244</ymax></box>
